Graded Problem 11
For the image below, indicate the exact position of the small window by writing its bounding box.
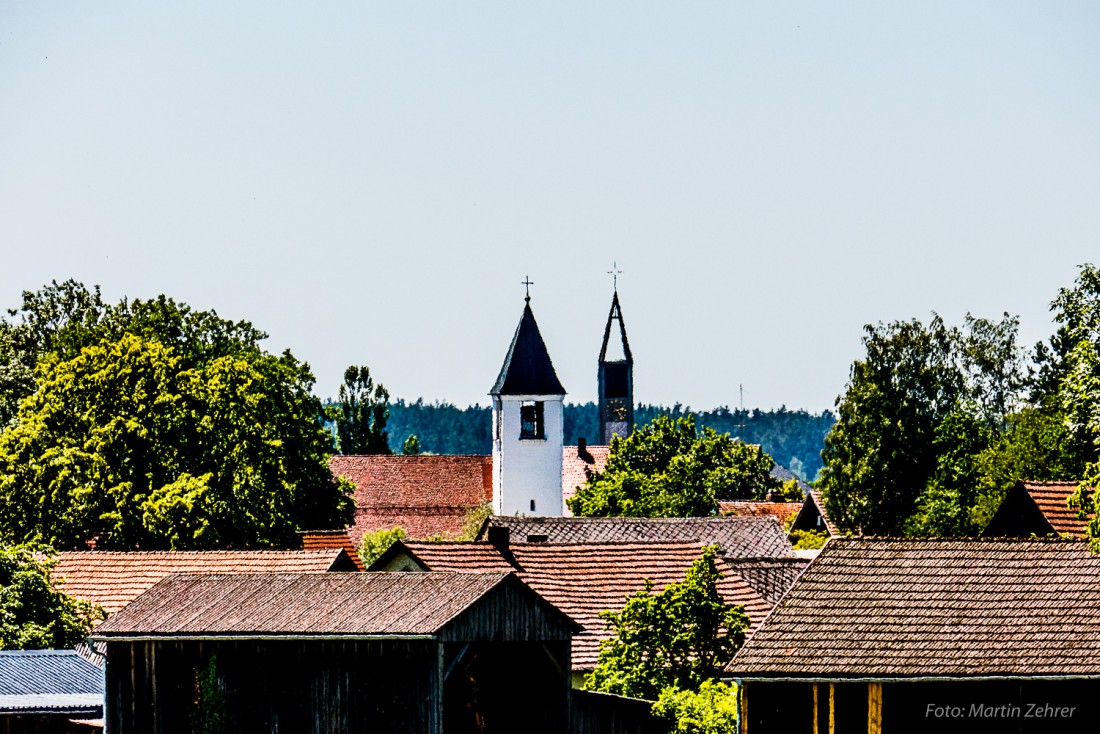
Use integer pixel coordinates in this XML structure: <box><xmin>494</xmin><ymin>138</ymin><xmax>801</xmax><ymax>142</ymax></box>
<box><xmin>527</xmin><ymin>533</ymin><xmax>549</xmax><ymax>543</ymax></box>
<box><xmin>520</xmin><ymin>401</ymin><xmax>544</xmax><ymax>439</ymax></box>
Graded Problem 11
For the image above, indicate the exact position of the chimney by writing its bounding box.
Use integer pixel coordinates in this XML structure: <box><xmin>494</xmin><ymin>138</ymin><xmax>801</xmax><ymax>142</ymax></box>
<box><xmin>578</xmin><ymin>437</ymin><xmax>586</xmax><ymax>452</ymax></box>
<box><xmin>487</xmin><ymin>526</ymin><xmax>510</xmax><ymax>548</ymax></box>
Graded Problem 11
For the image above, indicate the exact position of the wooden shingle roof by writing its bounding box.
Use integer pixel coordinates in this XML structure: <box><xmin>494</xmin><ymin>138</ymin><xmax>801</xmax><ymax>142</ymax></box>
<box><xmin>53</xmin><ymin>549</ymin><xmax>355</xmax><ymax>615</ymax></box>
<box><xmin>330</xmin><ymin>454</ymin><xmax>493</xmax><ymax>541</ymax></box>
<box><xmin>477</xmin><ymin>516</ymin><xmax>794</xmax><ymax>558</ymax></box>
<box><xmin>94</xmin><ymin>572</ymin><xmax>565</xmax><ymax>637</ymax></box>
<box><xmin>729</xmin><ymin>538</ymin><xmax>1100</xmax><ymax>679</ymax></box>
<box><xmin>382</xmin><ymin>540</ymin><xmax>773</xmax><ymax>670</ymax></box>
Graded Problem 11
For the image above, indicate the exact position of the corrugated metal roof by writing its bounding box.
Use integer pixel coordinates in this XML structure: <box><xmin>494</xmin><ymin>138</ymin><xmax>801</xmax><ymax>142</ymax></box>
<box><xmin>94</xmin><ymin>572</ymin><xmax>527</xmax><ymax>637</ymax></box>
<box><xmin>730</xmin><ymin>538</ymin><xmax>1100</xmax><ymax>678</ymax></box>
<box><xmin>0</xmin><ymin>650</ymin><xmax>103</xmax><ymax>715</ymax></box>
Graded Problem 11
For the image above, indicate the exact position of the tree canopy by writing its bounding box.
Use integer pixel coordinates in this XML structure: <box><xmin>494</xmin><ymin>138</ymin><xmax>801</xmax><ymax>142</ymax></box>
<box><xmin>0</xmin><ymin>544</ymin><xmax>102</xmax><ymax>649</ymax></box>
<box><xmin>584</xmin><ymin>546</ymin><xmax>749</xmax><ymax>700</ymax></box>
<box><xmin>820</xmin><ymin>265</ymin><xmax>1100</xmax><ymax>537</ymax></box>
<box><xmin>333</xmin><ymin>365</ymin><xmax>391</xmax><ymax>455</ymax></box>
<box><xmin>568</xmin><ymin>415</ymin><xmax>783</xmax><ymax>517</ymax></box>
<box><xmin>0</xmin><ymin>282</ymin><xmax>353</xmax><ymax>550</ymax></box>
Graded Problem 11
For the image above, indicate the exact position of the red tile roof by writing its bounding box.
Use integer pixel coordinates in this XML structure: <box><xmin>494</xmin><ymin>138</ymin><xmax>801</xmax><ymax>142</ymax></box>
<box><xmin>718</xmin><ymin>501</ymin><xmax>802</xmax><ymax>528</ymax></box>
<box><xmin>561</xmin><ymin>445</ymin><xmax>610</xmax><ymax>510</ymax></box>
<box><xmin>52</xmin><ymin>550</ymin><xmax>353</xmax><ymax>616</ymax></box>
<box><xmin>330</xmin><ymin>455</ymin><xmax>493</xmax><ymax>542</ymax></box>
<box><xmin>94</xmin><ymin>572</ymin><xmax>562</xmax><ymax>637</ymax></box>
<box><xmin>301</xmin><ymin>530</ymin><xmax>365</xmax><ymax>571</ymax></box>
<box><xmin>1023</xmin><ymin>481</ymin><xmax>1091</xmax><ymax>538</ymax></box>
<box><xmin>386</xmin><ymin>540</ymin><xmax>773</xmax><ymax>670</ymax></box>
<box><xmin>730</xmin><ymin>538</ymin><xmax>1100</xmax><ymax>678</ymax></box>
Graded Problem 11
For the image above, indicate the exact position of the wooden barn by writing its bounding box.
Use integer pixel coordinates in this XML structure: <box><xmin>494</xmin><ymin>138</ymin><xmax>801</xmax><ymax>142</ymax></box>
<box><xmin>93</xmin><ymin>571</ymin><xmax>581</xmax><ymax>734</ymax></box>
<box><xmin>727</xmin><ymin>538</ymin><xmax>1100</xmax><ymax>733</ymax></box>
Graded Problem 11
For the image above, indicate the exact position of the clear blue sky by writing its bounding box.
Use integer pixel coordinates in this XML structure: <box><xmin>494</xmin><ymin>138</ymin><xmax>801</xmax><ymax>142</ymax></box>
<box><xmin>2</xmin><ymin>2</ymin><xmax>1098</xmax><ymax>411</ymax></box>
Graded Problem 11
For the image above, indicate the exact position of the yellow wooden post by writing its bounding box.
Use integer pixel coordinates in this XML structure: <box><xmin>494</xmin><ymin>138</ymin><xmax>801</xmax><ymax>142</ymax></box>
<box><xmin>740</xmin><ymin>683</ymin><xmax>748</xmax><ymax>734</ymax></box>
<box><xmin>812</xmin><ymin>683</ymin><xmax>819</xmax><ymax>734</ymax></box>
<box><xmin>828</xmin><ymin>683</ymin><xmax>835</xmax><ymax>734</ymax></box>
<box><xmin>867</xmin><ymin>683</ymin><xmax>882</xmax><ymax>734</ymax></box>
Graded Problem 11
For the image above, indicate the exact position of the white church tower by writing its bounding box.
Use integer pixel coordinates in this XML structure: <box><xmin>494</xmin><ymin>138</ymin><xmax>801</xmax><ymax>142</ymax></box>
<box><xmin>490</xmin><ymin>289</ymin><xmax>565</xmax><ymax>516</ymax></box>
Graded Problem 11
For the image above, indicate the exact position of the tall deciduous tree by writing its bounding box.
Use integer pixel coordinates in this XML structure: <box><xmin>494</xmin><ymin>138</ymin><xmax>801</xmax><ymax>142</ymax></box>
<box><xmin>1051</xmin><ymin>264</ymin><xmax>1100</xmax><ymax>544</ymax></box>
<box><xmin>819</xmin><ymin>313</ymin><xmax>1027</xmax><ymax>535</ymax></box>
<box><xmin>0</xmin><ymin>283</ymin><xmax>353</xmax><ymax>550</ymax></box>
<box><xmin>0</xmin><ymin>544</ymin><xmax>102</xmax><ymax>649</ymax></box>
<box><xmin>585</xmin><ymin>546</ymin><xmax>748</xmax><ymax>700</ymax></box>
<box><xmin>568</xmin><ymin>415</ymin><xmax>782</xmax><ymax>517</ymax></box>
<box><xmin>334</xmin><ymin>366</ymin><xmax>392</xmax><ymax>455</ymax></box>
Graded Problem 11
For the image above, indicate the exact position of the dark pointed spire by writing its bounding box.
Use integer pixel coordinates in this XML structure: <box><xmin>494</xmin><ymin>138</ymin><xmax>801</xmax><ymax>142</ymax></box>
<box><xmin>599</xmin><ymin>291</ymin><xmax>633</xmax><ymax>364</ymax></box>
<box><xmin>491</xmin><ymin>300</ymin><xmax>566</xmax><ymax>396</ymax></box>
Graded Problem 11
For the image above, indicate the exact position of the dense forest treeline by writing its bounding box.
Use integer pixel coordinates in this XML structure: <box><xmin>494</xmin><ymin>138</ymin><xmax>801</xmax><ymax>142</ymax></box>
<box><xmin>385</xmin><ymin>400</ymin><xmax>834</xmax><ymax>481</ymax></box>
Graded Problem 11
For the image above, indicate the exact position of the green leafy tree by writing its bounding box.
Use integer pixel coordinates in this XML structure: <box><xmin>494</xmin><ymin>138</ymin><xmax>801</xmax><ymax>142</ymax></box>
<box><xmin>585</xmin><ymin>547</ymin><xmax>749</xmax><ymax>700</ymax></box>
<box><xmin>0</xmin><ymin>281</ymin><xmax>269</xmax><ymax>428</ymax></box>
<box><xmin>789</xmin><ymin>529</ymin><xmax>828</xmax><ymax>551</ymax></box>
<box><xmin>333</xmin><ymin>366</ymin><xmax>391</xmax><ymax>455</ymax></box>
<box><xmin>357</xmin><ymin>526</ymin><xmax>406</xmax><ymax>568</ymax></box>
<box><xmin>819</xmin><ymin>314</ymin><xmax>1027</xmax><ymax>535</ymax></box>
<box><xmin>1048</xmin><ymin>265</ymin><xmax>1100</xmax><ymax>546</ymax></box>
<box><xmin>568</xmin><ymin>416</ymin><xmax>782</xmax><ymax>517</ymax></box>
<box><xmin>969</xmin><ymin>407</ymin><xmax>1091</xmax><ymax>529</ymax></box>
<box><xmin>402</xmin><ymin>434</ymin><xmax>421</xmax><ymax>456</ymax></box>
<box><xmin>0</xmin><ymin>544</ymin><xmax>103</xmax><ymax>649</ymax></box>
<box><xmin>0</xmin><ymin>332</ymin><xmax>352</xmax><ymax>550</ymax></box>
<box><xmin>653</xmin><ymin>679</ymin><xmax>740</xmax><ymax>734</ymax></box>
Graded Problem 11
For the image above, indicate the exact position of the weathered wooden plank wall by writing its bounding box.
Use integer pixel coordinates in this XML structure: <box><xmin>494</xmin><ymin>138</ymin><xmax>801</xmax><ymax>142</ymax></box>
<box><xmin>106</xmin><ymin>639</ymin><xmax>440</xmax><ymax>734</ymax></box>
<box><xmin>570</xmin><ymin>690</ymin><xmax>667</xmax><ymax>734</ymax></box>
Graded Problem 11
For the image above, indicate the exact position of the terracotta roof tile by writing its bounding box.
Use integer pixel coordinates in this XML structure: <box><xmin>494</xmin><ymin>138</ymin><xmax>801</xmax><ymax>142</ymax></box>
<box><xmin>330</xmin><ymin>455</ymin><xmax>493</xmax><ymax>542</ymax></box>
<box><xmin>53</xmin><ymin>550</ymin><xmax>351</xmax><ymax>616</ymax></box>
<box><xmin>730</xmin><ymin>538</ymin><xmax>1100</xmax><ymax>678</ymax></box>
<box><xmin>391</xmin><ymin>540</ymin><xmax>773</xmax><ymax>670</ymax></box>
<box><xmin>94</xmin><ymin>572</ymin><xmax>521</xmax><ymax>637</ymax></box>
<box><xmin>561</xmin><ymin>445</ymin><xmax>610</xmax><ymax>510</ymax></box>
<box><xmin>719</xmin><ymin>501</ymin><xmax>802</xmax><ymax>528</ymax></box>
<box><xmin>301</xmin><ymin>530</ymin><xmax>365</xmax><ymax>571</ymax></box>
<box><xmin>478</xmin><ymin>516</ymin><xmax>794</xmax><ymax>558</ymax></box>
<box><xmin>1023</xmin><ymin>481</ymin><xmax>1091</xmax><ymax>538</ymax></box>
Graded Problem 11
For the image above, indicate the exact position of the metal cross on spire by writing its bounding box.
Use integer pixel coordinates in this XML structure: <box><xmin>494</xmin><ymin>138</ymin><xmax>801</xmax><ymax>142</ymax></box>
<box><xmin>607</xmin><ymin>262</ymin><xmax>623</xmax><ymax>291</ymax></box>
<box><xmin>522</xmin><ymin>275</ymin><xmax>534</xmax><ymax>302</ymax></box>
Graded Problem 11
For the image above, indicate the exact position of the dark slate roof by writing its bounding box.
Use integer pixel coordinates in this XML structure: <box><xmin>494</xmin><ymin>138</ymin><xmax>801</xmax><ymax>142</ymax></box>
<box><xmin>729</xmin><ymin>538</ymin><xmax>1100</xmax><ymax>679</ymax></box>
<box><xmin>380</xmin><ymin>540</ymin><xmax>772</xmax><ymax>670</ymax></box>
<box><xmin>0</xmin><ymin>650</ymin><xmax>103</xmax><ymax>716</ymax></box>
<box><xmin>490</xmin><ymin>302</ymin><xmax>566</xmax><ymax>396</ymax></box>
<box><xmin>94</xmin><ymin>572</ymin><xmax>553</xmax><ymax>637</ymax></box>
<box><xmin>477</xmin><ymin>516</ymin><xmax>795</xmax><ymax>558</ymax></box>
